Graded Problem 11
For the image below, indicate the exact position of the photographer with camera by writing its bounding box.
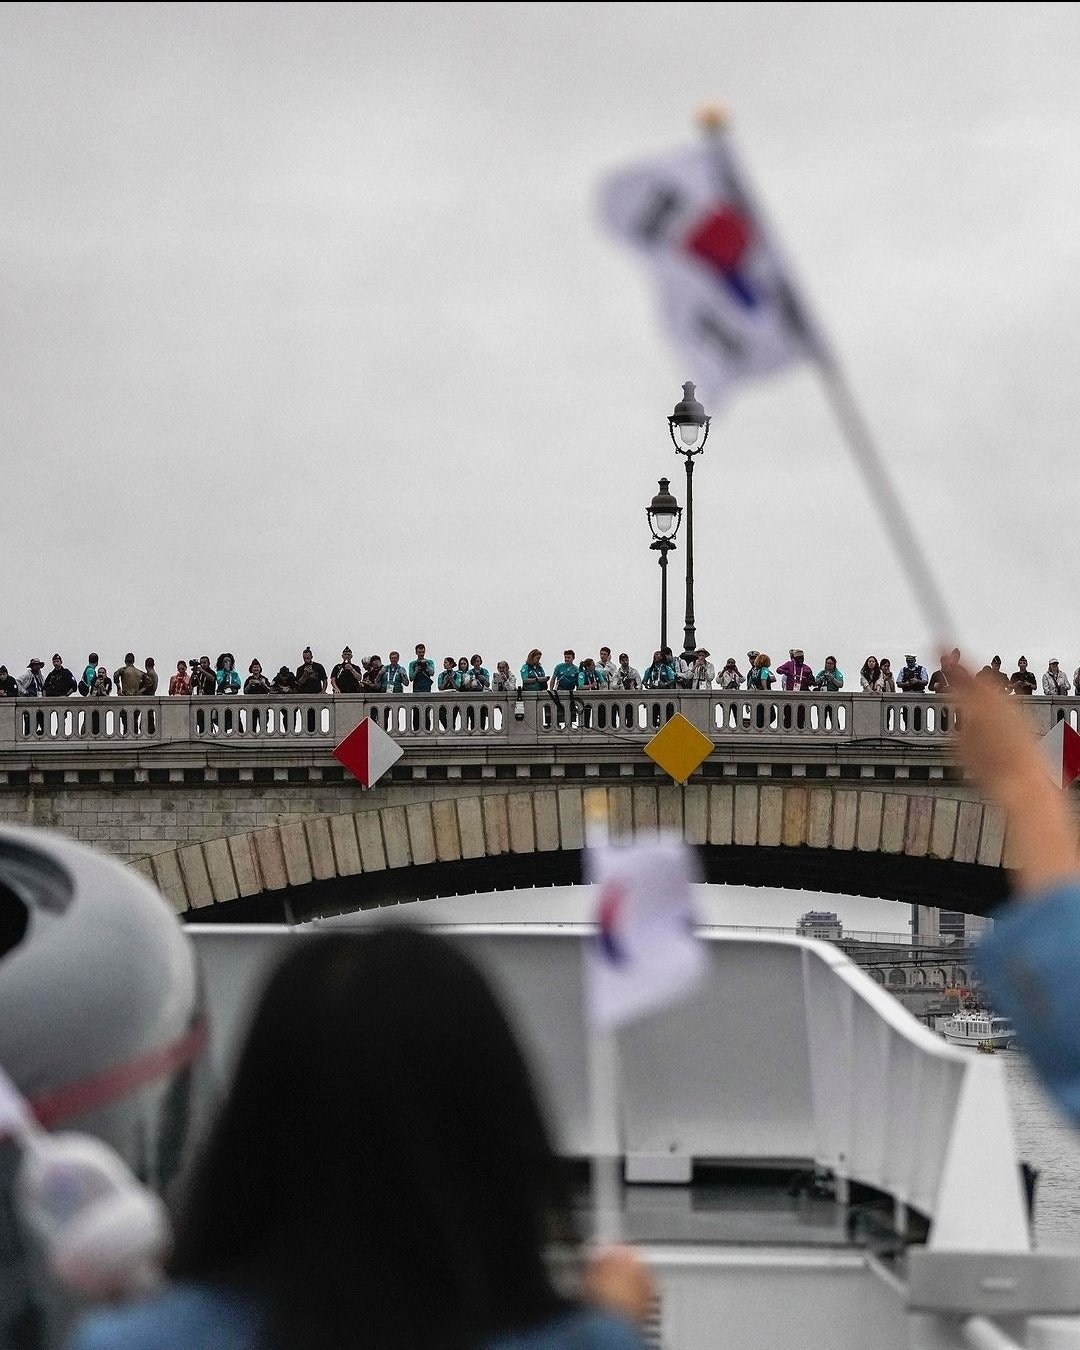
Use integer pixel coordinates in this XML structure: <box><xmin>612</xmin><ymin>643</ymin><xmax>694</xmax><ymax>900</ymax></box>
<box><xmin>409</xmin><ymin>643</ymin><xmax>435</xmax><ymax>693</ymax></box>
<box><xmin>331</xmin><ymin>648</ymin><xmax>363</xmax><ymax>694</ymax></box>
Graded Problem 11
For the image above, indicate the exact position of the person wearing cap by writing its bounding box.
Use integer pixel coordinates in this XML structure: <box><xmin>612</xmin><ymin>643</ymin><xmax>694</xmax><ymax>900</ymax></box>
<box><xmin>331</xmin><ymin>647</ymin><xmax>363</xmax><ymax>694</ymax></box>
<box><xmin>897</xmin><ymin>654</ymin><xmax>929</xmax><ymax>693</ymax></box>
<box><xmin>776</xmin><ymin>649</ymin><xmax>814</xmax><ymax>692</ymax></box>
<box><xmin>976</xmin><ymin>655</ymin><xmax>1010</xmax><ymax>691</ymax></box>
<box><xmin>610</xmin><ymin>652</ymin><xmax>641</xmax><ymax>691</ymax></box>
<box><xmin>689</xmin><ymin>649</ymin><xmax>715</xmax><ymax>689</ymax></box>
<box><xmin>1044</xmin><ymin>659</ymin><xmax>1070</xmax><ymax>696</ymax></box>
<box><xmin>16</xmin><ymin>658</ymin><xmax>45</xmax><ymax>697</ymax></box>
<box><xmin>1010</xmin><ymin>656</ymin><xmax>1037</xmax><ymax>696</ymax></box>
<box><xmin>43</xmin><ymin>653</ymin><xmax>77</xmax><ymax>698</ymax></box>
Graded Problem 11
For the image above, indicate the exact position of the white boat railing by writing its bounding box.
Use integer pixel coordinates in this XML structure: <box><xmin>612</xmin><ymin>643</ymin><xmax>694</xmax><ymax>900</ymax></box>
<box><xmin>186</xmin><ymin>923</ymin><xmax>1029</xmax><ymax>1253</ymax></box>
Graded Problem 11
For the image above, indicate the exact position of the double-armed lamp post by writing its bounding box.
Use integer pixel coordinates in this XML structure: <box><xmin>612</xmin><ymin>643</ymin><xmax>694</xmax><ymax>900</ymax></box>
<box><xmin>667</xmin><ymin>382</ymin><xmax>711</xmax><ymax>662</ymax></box>
<box><xmin>645</xmin><ymin>477</ymin><xmax>682</xmax><ymax>655</ymax></box>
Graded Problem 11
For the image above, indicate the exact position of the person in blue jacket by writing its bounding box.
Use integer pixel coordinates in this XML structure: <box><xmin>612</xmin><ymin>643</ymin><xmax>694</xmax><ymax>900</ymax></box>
<box><xmin>642</xmin><ymin>651</ymin><xmax>675</xmax><ymax>689</ymax></box>
<box><xmin>71</xmin><ymin>929</ymin><xmax>651</xmax><ymax>1350</ymax></box>
<box><xmin>549</xmin><ymin>649</ymin><xmax>580</xmax><ymax>693</ymax></box>
<box><xmin>957</xmin><ymin>675</ymin><xmax>1080</xmax><ymax>1123</ymax></box>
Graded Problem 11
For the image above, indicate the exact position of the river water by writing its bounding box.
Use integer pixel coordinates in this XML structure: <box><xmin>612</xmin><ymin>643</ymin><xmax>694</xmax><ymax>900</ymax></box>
<box><xmin>998</xmin><ymin>1051</ymin><xmax>1080</xmax><ymax>1246</ymax></box>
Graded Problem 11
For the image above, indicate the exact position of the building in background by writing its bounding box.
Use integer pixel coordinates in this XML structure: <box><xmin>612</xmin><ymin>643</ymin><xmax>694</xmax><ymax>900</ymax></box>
<box><xmin>797</xmin><ymin>910</ymin><xmax>843</xmax><ymax>941</ymax></box>
<box><xmin>911</xmin><ymin>905</ymin><xmax>992</xmax><ymax>945</ymax></box>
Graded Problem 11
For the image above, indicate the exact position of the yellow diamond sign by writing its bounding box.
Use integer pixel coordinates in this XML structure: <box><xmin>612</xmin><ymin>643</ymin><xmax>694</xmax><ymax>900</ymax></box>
<box><xmin>644</xmin><ymin>712</ymin><xmax>714</xmax><ymax>784</ymax></box>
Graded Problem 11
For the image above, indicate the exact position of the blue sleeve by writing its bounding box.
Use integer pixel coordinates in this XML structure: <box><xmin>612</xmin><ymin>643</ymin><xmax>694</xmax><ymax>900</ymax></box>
<box><xmin>977</xmin><ymin>883</ymin><xmax>1080</xmax><ymax>1121</ymax></box>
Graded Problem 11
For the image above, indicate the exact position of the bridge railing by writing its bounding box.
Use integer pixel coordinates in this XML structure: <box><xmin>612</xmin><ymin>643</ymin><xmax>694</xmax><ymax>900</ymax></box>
<box><xmin>0</xmin><ymin>692</ymin><xmax>1076</xmax><ymax>751</ymax></box>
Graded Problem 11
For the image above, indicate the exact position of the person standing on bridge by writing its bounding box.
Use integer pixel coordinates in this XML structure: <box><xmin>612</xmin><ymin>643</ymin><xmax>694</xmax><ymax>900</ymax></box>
<box><xmin>717</xmin><ymin>657</ymin><xmax>743</xmax><ymax>690</ymax></box>
<box><xmin>243</xmin><ymin>660</ymin><xmax>271</xmax><ymax>695</ymax></box>
<box><xmin>814</xmin><ymin>656</ymin><xmax>844</xmax><ymax>694</ymax></box>
<box><xmin>611</xmin><ymin>653</ymin><xmax>641</xmax><ymax>691</ymax></box>
<box><xmin>331</xmin><ymin>647</ymin><xmax>363</xmax><ymax>694</ymax></box>
<box><xmin>215</xmin><ymin>655</ymin><xmax>241</xmax><ymax>695</ymax></box>
<box><xmin>492</xmin><ymin>660</ymin><xmax>517</xmax><ymax>692</ymax></box>
<box><xmin>113</xmin><ymin>654</ymin><xmax>145</xmax><ymax>698</ymax></box>
<box><xmin>43</xmin><ymin>653</ymin><xmax>77</xmax><ymax>698</ymax></box>
<box><xmin>1043</xmin><ymin>659</ymin><xmax>1070</xmax><ymax>696</ymax></box>
<box><xmin>745</xmin><ymin>653</ymin><xmax>774</xmax><ymax>692</ymax></box>
<box><xmin>295</xmin><ymin>647</ymin><xmax>327</xmax><ymax>695</ymax></box>
<box><xmin>169</xmin><ymin>661</ymin><xmax>192</xmax><ymax>696</ymax></box>
<box><xmin>409</xmin><ymin>643</ymin><xmax>435</xmax><ymax>693</ymax></box>
<box><xmin>79</xmin><ymin>652</ymin><xmax>99</xmax><ymax>696</ymax></box>
<box><xmin>776</xmin><ymin>648</ymin><xmax>814</xmax><ymax>692</ymax></box>
<box><xmin>897</xmin><ymin>654</ymin><xmax>929</xmax><ymax>693</ymax></box>
<box><xmin>550</xmin><ymin>650</ymin><xmax>580</xmax><ymax>694</ymax></box>
<box><xmin>689</xmin><ymin>649</ymin><xmax>715</xmax><ymax>689</ymax></box>
<box><xmin>140</xmin><ymin>658</ymin><xmax>158</xmax><ymax>696</ymax></box>
<box><xmin>520</xmin><ymin>650</ymin><xmax>547</xmax><ymax>692</ymax></box>
<box><xmin>860</xmin><ymin>655</ymin><xmax>884</xmax><ymax>692</ymax></box>
<box><xmin>381</xmin><ymin>652</ymin><xmax>410</xmax><ymax>694</ymax></box>
<box><xmin>642</xmin><ymin>651</ymin><xmax>676</xmax><ymax>690</ymax></box>
<box><xmin>1010</xmin><ymin>655</ymin><xmax>1037</xmax><ymax>696</ymax></box>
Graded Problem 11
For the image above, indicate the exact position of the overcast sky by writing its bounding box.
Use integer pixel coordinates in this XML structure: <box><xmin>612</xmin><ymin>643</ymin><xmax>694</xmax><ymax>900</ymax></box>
<box><xmin>4</xmin><ymin>1</ymin><xmax>1080</xmax><ymax>682</ymax></box>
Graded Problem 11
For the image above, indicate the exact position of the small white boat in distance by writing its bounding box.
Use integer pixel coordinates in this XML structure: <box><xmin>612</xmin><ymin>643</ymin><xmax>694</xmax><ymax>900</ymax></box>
<box><xmin>940</xmin><ymin>1009</ymin><xmax>1016</xmax><ymax>1050</ymax></box>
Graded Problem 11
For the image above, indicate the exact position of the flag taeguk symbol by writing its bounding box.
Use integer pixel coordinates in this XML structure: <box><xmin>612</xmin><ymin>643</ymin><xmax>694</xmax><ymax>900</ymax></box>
<box><xmin>683</xmin><ymin>206</ymin><xmax>759</xmax><ymax>309</ymax></box>
<box><xmin>596</xmin><ymin>880</ymin><xmax>629</xmax><ymax>966</ymax></box>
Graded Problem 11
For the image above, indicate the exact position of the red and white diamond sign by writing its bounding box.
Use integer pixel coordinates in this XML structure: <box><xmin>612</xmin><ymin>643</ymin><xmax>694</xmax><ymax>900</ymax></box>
<box><xmin>1040</xmin><ymin>719</ymin><xmax>1080</xmax><ymax>790</ymax></box>
<box><xmin>333</xmin><ymin>717</ymin><xmax>403</xmax><ymax>788</ymax></box>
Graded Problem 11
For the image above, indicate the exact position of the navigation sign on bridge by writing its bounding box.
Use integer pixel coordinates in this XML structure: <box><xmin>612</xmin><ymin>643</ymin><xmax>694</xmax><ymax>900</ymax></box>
<box><xmin>644</xmin><ymin>712</ymin><xmax>713</xmax><ymax>785</ymax></box>
<box><xmin>1040</xmin><ymin>718</ymin><xmax>1080</xmax><ymax>790</ymax></box>
<box><xmin>333</xmin><ymin>716</ymin><xmax>404</xmax><ymax>788</ymax></box>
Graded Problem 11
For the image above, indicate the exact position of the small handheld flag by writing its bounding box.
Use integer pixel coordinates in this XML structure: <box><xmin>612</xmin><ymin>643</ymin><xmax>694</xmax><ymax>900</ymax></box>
<box><xmin>585</xmin><ymin>836</ymin><xmax>706</xmax><ymax>1030</ymax></box>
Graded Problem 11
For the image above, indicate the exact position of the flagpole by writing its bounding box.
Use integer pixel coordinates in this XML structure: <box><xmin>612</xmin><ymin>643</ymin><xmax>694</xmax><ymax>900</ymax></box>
<box><xmin>697</xmin><ymin>107</ymin><xmax>958</xmax><ymax>653</ymax></box>
<box><xmin>583</xmin><ymin>791</ymin><xmax>624</xmax><ymax>1245</ymax></box>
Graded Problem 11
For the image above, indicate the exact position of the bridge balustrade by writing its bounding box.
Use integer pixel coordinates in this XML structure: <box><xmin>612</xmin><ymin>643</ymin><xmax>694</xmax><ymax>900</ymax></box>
<box><xmin>1</xmin><ymin>692</ymin><xmax>1076</xmax><ymax>750</ymax></box>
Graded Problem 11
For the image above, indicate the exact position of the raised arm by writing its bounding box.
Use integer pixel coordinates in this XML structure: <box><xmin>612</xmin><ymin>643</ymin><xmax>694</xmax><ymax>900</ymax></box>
<box><xmin>957</xmin><ymin>676</ymin><xmax>1080</xmax><ymax>895</ymax></box>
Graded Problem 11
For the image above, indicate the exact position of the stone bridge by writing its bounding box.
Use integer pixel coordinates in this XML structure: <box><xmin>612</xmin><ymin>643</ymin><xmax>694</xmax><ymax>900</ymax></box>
<box><xmin>1</xmin><ymin>690</ymin><xmax>1075</xmax><ymax>922</ymax></box>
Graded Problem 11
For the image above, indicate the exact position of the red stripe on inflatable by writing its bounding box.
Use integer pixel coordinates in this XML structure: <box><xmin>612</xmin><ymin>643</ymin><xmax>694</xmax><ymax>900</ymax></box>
<box><xmin>28</xmin><ymin>1021</ymin><xmax>208</xmax><ymax>1129</ymax></box>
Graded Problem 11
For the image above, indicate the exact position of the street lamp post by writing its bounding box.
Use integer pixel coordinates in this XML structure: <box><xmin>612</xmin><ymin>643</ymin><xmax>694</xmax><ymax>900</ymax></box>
<box><xmin>668</xmin><ymin>382</ymin><xmax>711</xmax><ymax>662</ymax></box>
<box><xmin>646</xmin><ymin>477</ymin><xmax>682</xmax><ymax>655</ymax></box>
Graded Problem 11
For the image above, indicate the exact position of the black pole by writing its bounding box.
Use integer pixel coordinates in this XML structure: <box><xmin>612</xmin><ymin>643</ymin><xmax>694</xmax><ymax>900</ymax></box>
<box><xmin>659</xmin><ymin>544</ymin><xmax>669</xmax><ymax>653</ymax></box>
<box><xmin>682</xmin><ymin>454</ymin><xmax>696</xmax><ymax>660</ymax></box>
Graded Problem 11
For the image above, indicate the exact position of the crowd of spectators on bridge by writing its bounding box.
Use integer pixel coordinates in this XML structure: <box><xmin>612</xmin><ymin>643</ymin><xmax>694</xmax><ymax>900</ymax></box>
<box><xmin>0</xmin><ymin>644</ymin><xmax>1076</xmax><ymax>700</ymax></box>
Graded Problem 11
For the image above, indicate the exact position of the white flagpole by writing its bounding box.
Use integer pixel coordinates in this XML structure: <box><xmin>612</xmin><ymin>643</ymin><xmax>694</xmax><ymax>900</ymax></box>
<box><xmin>699</xmin><ymin>106</ymin><xmax>958</xmax><ymax>653</ymax></box>
<box><xmin>584</xmin><ymin>793</ymin><xmax>624</xmax><ymax>1244</ymax></box>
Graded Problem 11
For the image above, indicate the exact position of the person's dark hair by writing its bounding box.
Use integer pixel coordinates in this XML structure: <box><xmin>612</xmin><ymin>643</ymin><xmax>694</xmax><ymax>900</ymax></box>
<box><xmin>88</xmin><ymin>652</ymin><xmax>99</xmax><ymax>664</ymax></box>
<box><xmin>125</xmin><ymin>652</ymin><xmax>135</xmax><ymax>665</ymax></box>
<box><xmin>860</xmin><ymin>656</ymin><xmax>879</xmax><ymax>682</ymax></box>
<box><xmin>169</xmin><ymin>930</ymin><xmax>572</xmax><ymax>1348</ymax></box>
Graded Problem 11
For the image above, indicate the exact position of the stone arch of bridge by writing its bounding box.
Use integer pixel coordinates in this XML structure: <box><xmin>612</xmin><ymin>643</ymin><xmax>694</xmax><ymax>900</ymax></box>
<box><xmin>133</xmin><ymin>781</ymin><xmax>1012</xmax><ymax>923</ymax></box>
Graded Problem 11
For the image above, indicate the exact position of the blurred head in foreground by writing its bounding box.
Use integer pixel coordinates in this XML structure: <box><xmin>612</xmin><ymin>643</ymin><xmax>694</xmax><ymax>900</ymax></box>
<box><xmin>170</xmin><ymin>929</ymin><xmax>572</xmax><ymax>1349</ymax></box>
